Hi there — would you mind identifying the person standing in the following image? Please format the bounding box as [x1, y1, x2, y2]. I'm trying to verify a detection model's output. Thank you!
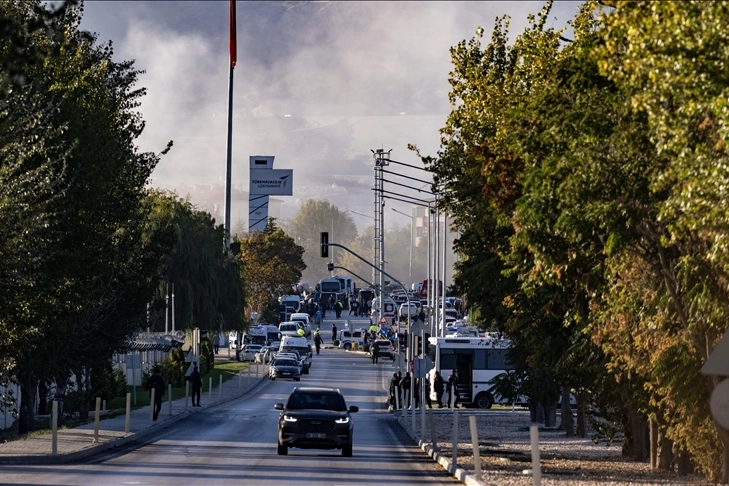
[212, 334, 220, 354]
[331, 323, 338, 343]
[146, 366, 165, 420]
[389, 372, 400, 408]
[433, 370, 444, 409]
[371, 341, 379, 364]
[190, 363, 203, 407]
[400, 372, 412, 408]
[314, 331, 323, 355]
[447, 369, 460, 408]
[423, 374, 433, 408]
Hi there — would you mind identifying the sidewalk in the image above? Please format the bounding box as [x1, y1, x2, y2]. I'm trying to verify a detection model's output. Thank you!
[0, 356, 268, 465]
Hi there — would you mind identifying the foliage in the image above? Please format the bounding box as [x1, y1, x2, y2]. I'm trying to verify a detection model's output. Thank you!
[288, 199, 357, 285]
[161, 348, 186, 388]
[239, 218, 306, 317]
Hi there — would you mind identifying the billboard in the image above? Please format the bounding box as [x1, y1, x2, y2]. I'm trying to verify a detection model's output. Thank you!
[250, 169, 293, 195]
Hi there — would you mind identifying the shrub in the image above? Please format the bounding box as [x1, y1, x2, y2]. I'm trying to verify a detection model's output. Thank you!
[333, 339, 340, 347]
[363, 344, 370, 353]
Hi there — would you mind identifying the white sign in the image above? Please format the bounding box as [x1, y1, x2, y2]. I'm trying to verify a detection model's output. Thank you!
[710, 379, 729, 429]
[250, 169, 293, 195]
[702, 329, 729, 376]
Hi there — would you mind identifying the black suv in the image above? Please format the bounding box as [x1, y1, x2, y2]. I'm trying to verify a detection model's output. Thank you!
[274, 387, 358, 456]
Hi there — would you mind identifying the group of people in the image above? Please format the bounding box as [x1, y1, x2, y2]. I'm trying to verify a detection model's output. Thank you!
[146, 363, 205, 421]
[388, 369, 461, 410]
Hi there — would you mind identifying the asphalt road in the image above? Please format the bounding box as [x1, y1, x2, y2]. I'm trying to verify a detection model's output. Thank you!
[2, 316, 459, 486]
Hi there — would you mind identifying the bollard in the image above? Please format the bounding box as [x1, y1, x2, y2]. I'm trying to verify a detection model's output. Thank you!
[185, 382, 189, 410]
[427, 407, 438, 451]
[238, 369, 241, 389]
[208, 376, 213, 403]
[248, 362, 251, 387]
[150, 388, 156, 422]
[256, 362, 259, 378]
[51, 400, 58, 455]
[421, 384, 426, 440]
[530, 425, 541, 485]
[410, 389, 415, 434]
[452, 407, 459, 464]
[469, 416, 481, 479]
[93, 397, 101, 443]
[125, 393, 131, 433]
[168, 384, 173, 416]
[102, 399, 106, 413]
[219, 375, 223, 400]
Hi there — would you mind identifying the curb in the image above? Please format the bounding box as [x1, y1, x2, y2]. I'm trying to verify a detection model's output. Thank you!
[0, 373, 269, 466]
[395, 414, 486, 486]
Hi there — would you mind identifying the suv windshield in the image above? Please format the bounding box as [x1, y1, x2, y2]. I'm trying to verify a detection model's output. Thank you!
[287, 393, 346, 411]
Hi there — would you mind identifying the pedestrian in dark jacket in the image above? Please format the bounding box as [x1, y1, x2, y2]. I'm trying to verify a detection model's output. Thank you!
[400, 372, 412, 408]
[190, 364, 203, 407]
[447, 369, 460, 408]
[146, 367, 165, 420]
[389, 372, 400, 408]
[433, 370, 444, 408]
[331, 323, 337, 343]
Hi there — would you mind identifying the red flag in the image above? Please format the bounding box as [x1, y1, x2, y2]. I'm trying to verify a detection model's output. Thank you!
[229, 0, 237, 69]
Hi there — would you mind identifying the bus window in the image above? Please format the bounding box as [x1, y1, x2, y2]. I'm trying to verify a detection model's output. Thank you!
[440, 348, 456, 370]
[427, 345, 436, 363]
[472, 349, 487, 370]
[487, 349, 511, 369]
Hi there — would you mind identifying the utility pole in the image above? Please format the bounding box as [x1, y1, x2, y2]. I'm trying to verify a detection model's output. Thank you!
[373, 149, 391, 322]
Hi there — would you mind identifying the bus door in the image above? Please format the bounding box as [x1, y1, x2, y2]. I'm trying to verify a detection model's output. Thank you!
[454, 351, 473, 404]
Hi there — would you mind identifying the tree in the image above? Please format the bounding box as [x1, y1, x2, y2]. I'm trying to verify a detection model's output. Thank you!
[288, 199, 357, 285]
[239, 219, 306, 318]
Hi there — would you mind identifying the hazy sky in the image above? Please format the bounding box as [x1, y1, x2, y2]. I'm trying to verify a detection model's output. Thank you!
[78, 1, 582, 229]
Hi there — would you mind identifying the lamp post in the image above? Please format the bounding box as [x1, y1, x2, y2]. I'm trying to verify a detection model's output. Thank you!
[391, 207, 414, 289]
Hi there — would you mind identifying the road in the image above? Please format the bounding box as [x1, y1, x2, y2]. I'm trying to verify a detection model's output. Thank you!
[3, 316, 459, 485]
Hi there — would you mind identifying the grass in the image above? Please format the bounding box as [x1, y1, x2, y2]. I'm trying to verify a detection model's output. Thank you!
[105, 360, 248, 410]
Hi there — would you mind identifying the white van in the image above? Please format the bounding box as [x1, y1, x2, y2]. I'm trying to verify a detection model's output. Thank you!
[278, 321, 300, 338]
[290, 313, 311, 336]
[279, 336, 312, 373]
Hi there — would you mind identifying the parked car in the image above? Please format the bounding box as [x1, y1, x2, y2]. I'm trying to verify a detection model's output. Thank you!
[269, 357, 301, 381]
[274, 387, 358, 456]
[255, 345, 278, 364]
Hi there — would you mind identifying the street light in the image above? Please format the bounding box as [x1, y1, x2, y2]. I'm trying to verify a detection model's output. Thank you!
[391, 207, 413, 288]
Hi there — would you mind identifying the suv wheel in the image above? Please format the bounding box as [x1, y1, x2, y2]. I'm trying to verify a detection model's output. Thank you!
[277, 442, 288, 455]
[342, 443, 352, 457]
[344, 343, 352, 350]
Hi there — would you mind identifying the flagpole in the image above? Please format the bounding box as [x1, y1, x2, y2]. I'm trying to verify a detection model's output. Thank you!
[225, 65, 234, 250]
[224, 0, 237, 251]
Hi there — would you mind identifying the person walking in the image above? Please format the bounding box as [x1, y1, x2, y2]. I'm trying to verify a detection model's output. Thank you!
[433, 370, 444, 408]
[212, 334, 220, 354]
[400, 372, 412, 408]
[371, 341, 379, 364]
[314, 330, 323, 355]
[146, 366, 165, 420]
[331, 323, 338, 343]
[389, 372, 400, 408]
[447, 369, 460, 408]
[190, 363, 203, 407]
[314, 309, 322, 328]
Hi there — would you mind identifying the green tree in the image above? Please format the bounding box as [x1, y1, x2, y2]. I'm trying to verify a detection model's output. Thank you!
[288, 199, 358, 285]
[239, 219, 306, 318]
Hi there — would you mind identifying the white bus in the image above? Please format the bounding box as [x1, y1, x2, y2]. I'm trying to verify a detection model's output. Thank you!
[426, 335, 513, 409]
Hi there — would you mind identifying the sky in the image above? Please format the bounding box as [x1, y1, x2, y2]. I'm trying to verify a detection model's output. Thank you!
[78, 0, 582, 230]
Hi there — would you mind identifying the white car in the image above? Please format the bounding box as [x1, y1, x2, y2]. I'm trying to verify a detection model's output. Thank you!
[239, 344, 263, 362]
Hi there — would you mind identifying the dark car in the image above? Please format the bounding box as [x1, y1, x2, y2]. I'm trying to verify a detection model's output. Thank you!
[274, 387, 358, 457]
[269, 357, 301, 381]
[370, 339, 395, 360]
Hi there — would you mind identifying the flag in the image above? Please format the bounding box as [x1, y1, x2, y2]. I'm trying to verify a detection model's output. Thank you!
[229, 0, 237, 69]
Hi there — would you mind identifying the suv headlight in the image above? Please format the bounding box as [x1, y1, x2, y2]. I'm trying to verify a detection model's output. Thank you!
[283, 415, 298, 422]
[335, 416, 349, 424]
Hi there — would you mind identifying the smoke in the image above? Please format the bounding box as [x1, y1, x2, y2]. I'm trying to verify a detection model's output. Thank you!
[79, 1, 581, 226]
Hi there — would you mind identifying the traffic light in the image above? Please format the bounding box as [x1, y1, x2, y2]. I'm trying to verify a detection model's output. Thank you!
[327, 262, 334, 272]
[320, 232, 329, 258]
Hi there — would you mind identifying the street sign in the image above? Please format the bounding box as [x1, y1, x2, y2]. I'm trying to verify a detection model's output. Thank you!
[379, 317, 388, 326]
[701, 330, 729, 376]
[184, 349, 194, 363]
[185, 363, 195, 377]
[711, 379, 729, 429]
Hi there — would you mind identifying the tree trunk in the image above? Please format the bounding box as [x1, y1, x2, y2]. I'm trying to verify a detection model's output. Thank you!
[715, 422, 729, 483]
[677, 450, 695, 476]
[658, 428, 674, 471]
[559, 386, 575, 437]
[576, 391, 587, 438]
[542, 398, 557, 428]
[649, 417, 658, 469]
[629, 408, 649, 462]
